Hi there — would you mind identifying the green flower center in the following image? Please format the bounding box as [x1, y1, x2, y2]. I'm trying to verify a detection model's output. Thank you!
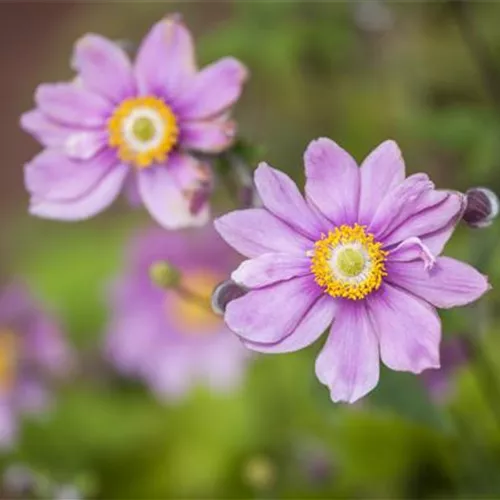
[132, 117, 156, 142]
[336, 247, 366, 277]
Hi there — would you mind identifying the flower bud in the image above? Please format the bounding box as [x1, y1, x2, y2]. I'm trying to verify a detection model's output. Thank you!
[149, 261, 180, 289]
[463, 187, 499, 228]
[211, 280, 246, 315]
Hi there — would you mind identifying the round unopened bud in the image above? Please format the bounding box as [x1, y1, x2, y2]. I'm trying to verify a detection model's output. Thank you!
[211, 280, 246, 315]
[463, 187, 499, 228]
[149, 261, 180, 289]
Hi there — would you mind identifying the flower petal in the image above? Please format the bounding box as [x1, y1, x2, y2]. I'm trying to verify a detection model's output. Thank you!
[35, 83, 110, 127]
[225, 275, 321, 344]
[315, 300, 379, 403]
[181, 118, 236, 153]
[29, 163, 128, 221]
[304, 138, 360, 226]
[383, 191, 465, 249]
[368, 283, 441, 373]
[387, 257, 489, 309]
[367, 173, 434, 241]
[388, 237, 436, 270]
[175, 57, 248, 120]
[231, 253, 311, 288]
[20, 109, 75, 148]
[358, 140, 405, 225]
[137, 153, 211, 229]
[215, 209, 313, 258]
[72, 34, 135, 103]
[64, 130, 108, 160]
[134, 15, 196, 98]
[242, 294, 336, 353]
[254, 163, 328, 240]
[24, 149, 116, 201]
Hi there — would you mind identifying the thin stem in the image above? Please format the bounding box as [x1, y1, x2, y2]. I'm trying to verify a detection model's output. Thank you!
[174, 284, 214, 314]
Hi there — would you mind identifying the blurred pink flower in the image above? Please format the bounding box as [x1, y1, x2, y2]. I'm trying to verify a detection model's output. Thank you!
[21, 14, 248, 229]
[105, 227, 249, 400]
[215, 138, 490, 403]
[0, 283, 72, 448]
[420, 337, 470, 402]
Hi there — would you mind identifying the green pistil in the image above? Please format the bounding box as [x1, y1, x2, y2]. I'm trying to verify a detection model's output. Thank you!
[336, 248, 365, 277]
[132, 117, 156, 142]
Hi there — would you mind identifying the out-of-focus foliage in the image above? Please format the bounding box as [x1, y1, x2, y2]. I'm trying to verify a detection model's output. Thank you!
[2, 1, 500, 498]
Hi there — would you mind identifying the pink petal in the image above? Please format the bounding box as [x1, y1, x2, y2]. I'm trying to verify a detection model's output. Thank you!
[197, 334, 248, 392]
[29, 163, 128, 221]
[387, 257, 490, 309]
[254, 163, 329, 240]
[242, 294, 336, 354]
[315, 301, 379, 403]
[24, 149, 116, 201]
[358, 140, 405, 225]
[181, 118, 236, 153]
[64, 130, 108, 160]
[175, 57, 248, 120]
[215, 209, 313, 258]
[368, 283, 441, 374]
[388, 237, 436, 270]
[72, 34, 135, 103]
[231, 253, 311, 288]
[137, 153, 211, 229]
[304, 138, 360, 226]
[20, 109, 75, 148]
[134, 15, 196, 98]
[147, 349, 195, 401]
[0, 406, 16, 448]
[123, 172, 142, 207]
[225, 275, 321, 343]
[35, 83, 110, 127]
[383, 191, 465, 249]
[367, 173, 435, 241]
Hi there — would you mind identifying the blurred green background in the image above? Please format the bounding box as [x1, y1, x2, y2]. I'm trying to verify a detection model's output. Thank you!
[2, 1, 500, 498]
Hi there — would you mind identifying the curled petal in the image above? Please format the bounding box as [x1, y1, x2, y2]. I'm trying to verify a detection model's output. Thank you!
[64, 131, 108, 160]
[388, 237, 436, 270]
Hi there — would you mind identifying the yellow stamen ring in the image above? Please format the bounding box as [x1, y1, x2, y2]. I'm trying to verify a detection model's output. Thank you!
[108, 96, 179, 169]
[310, 224, 388, 300]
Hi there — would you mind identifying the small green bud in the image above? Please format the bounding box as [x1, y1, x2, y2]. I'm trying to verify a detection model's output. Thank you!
[149, 261, 181, 289]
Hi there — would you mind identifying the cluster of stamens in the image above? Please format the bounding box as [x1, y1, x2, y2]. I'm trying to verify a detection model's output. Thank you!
[310, 224, 388, 300]
[108, 96, 179, 169]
